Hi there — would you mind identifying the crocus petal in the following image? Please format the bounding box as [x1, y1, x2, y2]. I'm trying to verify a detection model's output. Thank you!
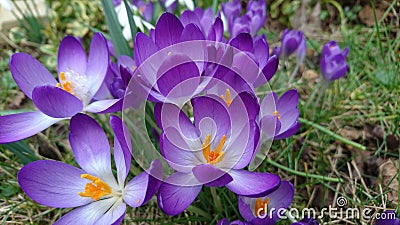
[54, 197, 126, 225]
[225, 170, 280, 197]
[180, 23, 205, 41]
[58, 36, 87, 76]
[85, 33, 109, 97]
[275, 121, 300, 140]
[278, 109, 299, 134]
[180, 10, 201, 28]
[192, 96, 231, 142]
[157, 172, 202, 216]
[0, 111, 62, 143]
[160, 128, 202, 173]
[230, 33, 254, 52]
[260, 56, 278, 83]
[9, 53, 57, 99]
[134, 32, 158, 66]
[375, 210, 399, 225]
[69, 114, 111, 176]
[110, 115, 132, 184]
[277, 90, 298, 115]
[155, 12, 184, 49]
[85, 99, 123, 113]
[260, 92, 278, 116]
[17, 160, 91, 208]
[32, 85, 83, 118]
[123, 160, 162, 207]
[192, 164, 233, 187]
[157, 54, 200, 100]
[260, 115, 281, 139]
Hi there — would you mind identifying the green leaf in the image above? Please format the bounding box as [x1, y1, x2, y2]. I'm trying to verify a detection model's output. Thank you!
[4, 141, 39, 165]
[101, 0, 132, 57]
[123, 0, 137, 43]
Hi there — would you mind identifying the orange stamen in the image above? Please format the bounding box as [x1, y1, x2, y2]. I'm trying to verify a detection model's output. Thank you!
[254, 198, 269, 217]
[273, 110, 281, 120]
[202, 134, 226, 164]
[78, 174, 112, 201]
[220, 89, 232, 106]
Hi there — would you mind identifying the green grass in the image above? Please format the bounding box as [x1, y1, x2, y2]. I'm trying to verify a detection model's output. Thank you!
[0, 1, 399, 224]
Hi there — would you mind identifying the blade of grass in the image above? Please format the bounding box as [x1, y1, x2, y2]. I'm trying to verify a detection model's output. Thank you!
[123, 0, 137, 42]
[101, 0, 131, 57]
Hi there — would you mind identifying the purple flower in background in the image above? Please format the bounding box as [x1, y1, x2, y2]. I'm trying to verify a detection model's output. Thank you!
[180, 8, 224, 41]
[259, 90, 300, 140]
[320, 41, 349, 81]
[375, 210, 399, 225]
[238, 180, 294, 225]
[291, 217, 320, 225]
[0, 33, 125, 144]
[134, 0, 154, 22]
[278, 29, 305, 59]
[155, 94, 280, 215]
[99, 55, 136, 100]
[218, 219, 252, 225]
[222, 0, 266, 37]
[18, 114, 162, 225]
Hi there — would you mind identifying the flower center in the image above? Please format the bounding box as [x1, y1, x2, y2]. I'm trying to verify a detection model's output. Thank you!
[139, 6, 145, 13]
[220, 89, 232, 106]
[202, 134, 226, 164]
[273, 110, 281, 120]
[254, 197, 269, 217]
[56, 70, 91, 106]
[78, 174, 112, 201]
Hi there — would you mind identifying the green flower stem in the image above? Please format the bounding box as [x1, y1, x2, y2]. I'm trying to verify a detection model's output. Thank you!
[298, 117, 366, 151]
[266, 158, 343, 183]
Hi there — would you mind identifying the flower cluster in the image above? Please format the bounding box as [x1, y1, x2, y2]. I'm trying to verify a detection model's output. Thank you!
[0, 0, 353, 224]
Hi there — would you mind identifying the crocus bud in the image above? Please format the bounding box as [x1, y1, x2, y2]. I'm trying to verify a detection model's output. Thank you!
[320, 41, 349, 81]
[280, 29, 305, 59]
[221, 0, 242, 21]
[296, 37, 307, 65]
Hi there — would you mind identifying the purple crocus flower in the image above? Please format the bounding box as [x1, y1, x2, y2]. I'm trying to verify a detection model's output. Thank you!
[259, 90, 300, 140]
[218, 219, 252, 225]
[222, 0, 266, 37]
[375, 211, 399, 225]
[102, 55, 135, 99]
[180, 8, 224, 41]
[134, 0, 154, 22]
[279, 29, 305, 59]
[155, 93, 280, 215]
[320, 41, 349, 81]
[291, 217, 320, 225]
[17, 114, 162, 224]
[0, 33, 124, 144]
[238, 180, 294, 225]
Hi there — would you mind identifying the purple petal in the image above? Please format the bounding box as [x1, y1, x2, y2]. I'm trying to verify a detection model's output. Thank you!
[180, 10, 201, 28]
[155, 12, 184, 49]
[275, 121, 300, 140]
[266, 180, 294, 209]
[17, 160, 90, 208]
[157, 172, 202, 216]
[180, 23, 205, 41]
[154, 103, 199, 140]
[85, 33, 109, 97]
[253, 38, 269, 67]
[160, 128, 201, 173]
[375, 210, 399, 225]
[32, 85, 83, 118]
[260, 92, 278, 116]
[10, 53, 57, 99]
[157, 54, 200, 100]
[0, 111, 61, 143]
[134, 32, 158, 66]
[192, 164, 233, 187]
[192, 96, 231, 142]
[57, 36, 87, 76]
[85, 99, 123, 113]
[69, 114, 111, 176]
[124, 160, 162, 207]
[278, 109, 299, 135]
[230, 33, 254, 52]
[211, 17, 223, 42]
[225, 170, 280, 197]
[110, 115, 131, 184]
[260, 55, 278, 83]
[277, 90, 298, 115]
[53, 198, 126, 225]
[260, 115, 281, 139]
